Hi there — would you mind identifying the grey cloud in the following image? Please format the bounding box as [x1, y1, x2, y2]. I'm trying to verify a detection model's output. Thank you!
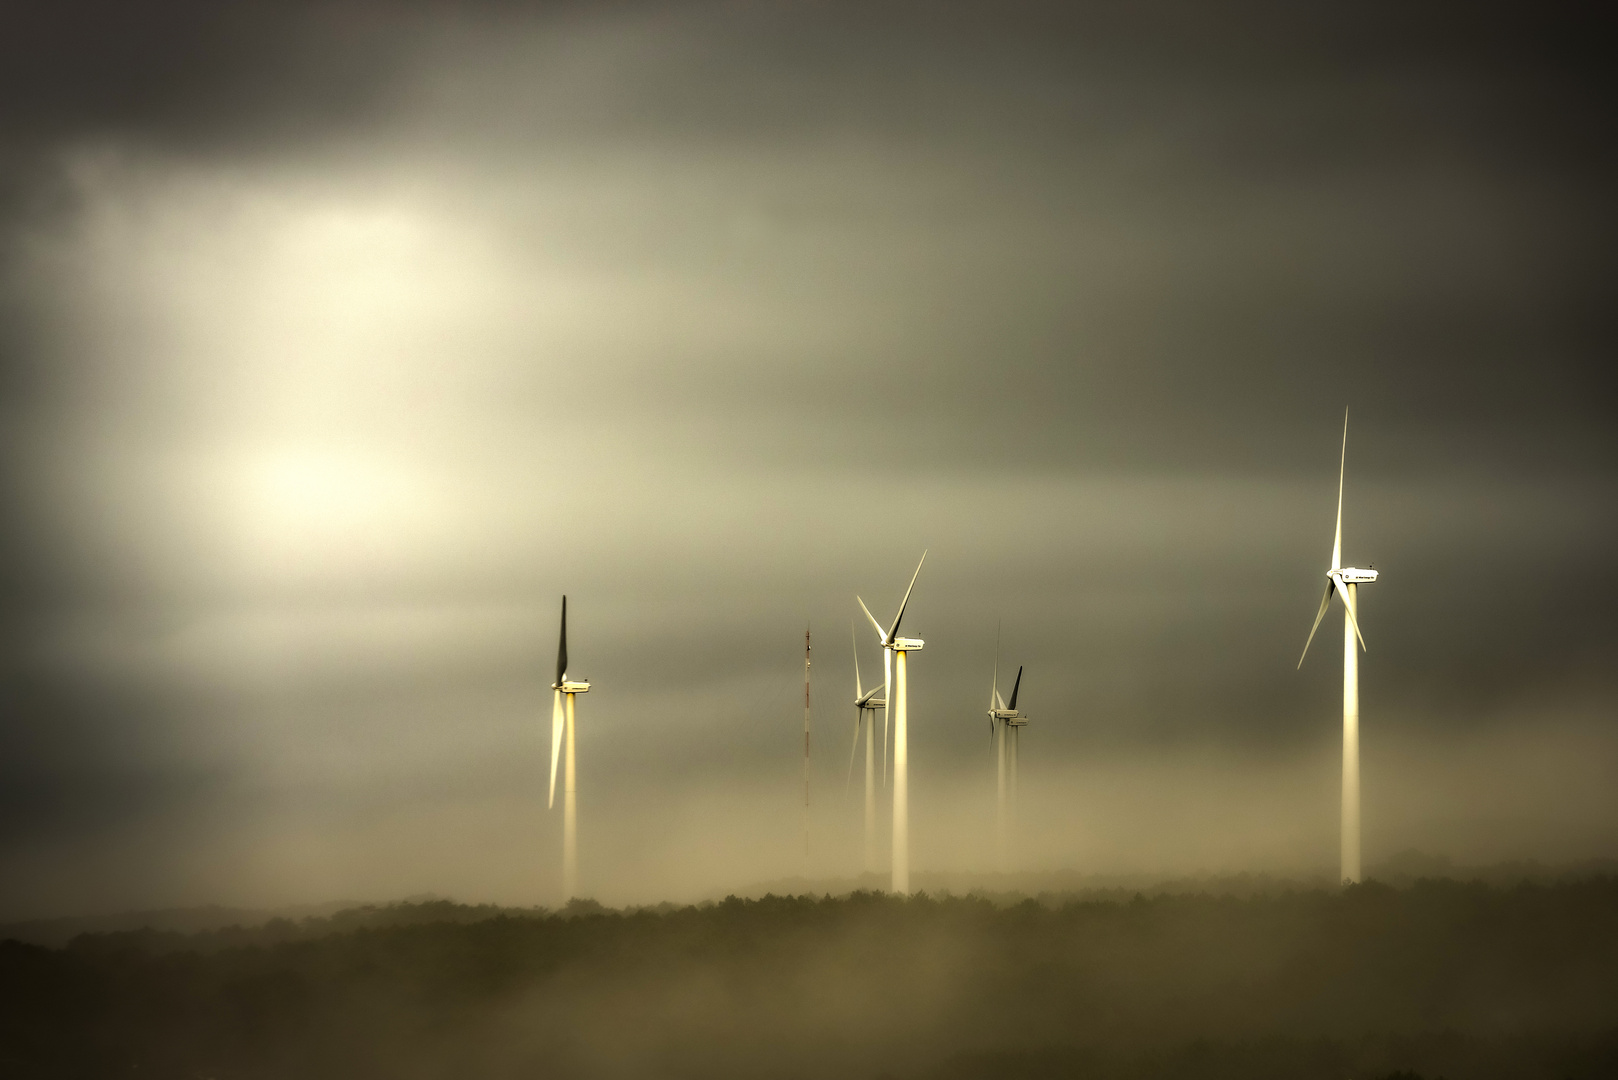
[0, 0, 1614, 917]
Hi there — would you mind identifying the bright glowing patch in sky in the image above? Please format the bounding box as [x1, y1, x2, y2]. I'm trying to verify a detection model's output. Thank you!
[226, 446, 435, 581]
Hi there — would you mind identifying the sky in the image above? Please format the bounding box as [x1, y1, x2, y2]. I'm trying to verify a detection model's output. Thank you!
[1, 0, 1614, 918]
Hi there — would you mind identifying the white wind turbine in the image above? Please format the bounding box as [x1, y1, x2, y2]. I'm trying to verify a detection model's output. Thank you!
[548, 596, 591, 901]
[1296, 410, 1378, 885]
[858, 550, 927, 895]
[985, 631, 1028, 870]
[844, 624, 886, 875]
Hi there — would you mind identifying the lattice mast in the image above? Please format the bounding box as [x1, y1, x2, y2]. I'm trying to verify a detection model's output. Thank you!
[803, 624, 812, 863]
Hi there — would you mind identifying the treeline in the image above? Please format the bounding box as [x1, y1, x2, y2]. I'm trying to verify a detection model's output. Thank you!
[11, 898, 535, 956]
[3, 880, 1617, 1079]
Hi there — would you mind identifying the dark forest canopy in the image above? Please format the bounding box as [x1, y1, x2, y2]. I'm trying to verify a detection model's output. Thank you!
[4, 879, 1618, 1079]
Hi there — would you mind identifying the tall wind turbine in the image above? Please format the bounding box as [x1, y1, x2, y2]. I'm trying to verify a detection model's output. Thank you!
[857, 550, 927, 895]
[985, 631, 1028, 870]
[845, 625, 886, 875]
[548, 596, 591, 901]
[1297, 411, 1378, 885]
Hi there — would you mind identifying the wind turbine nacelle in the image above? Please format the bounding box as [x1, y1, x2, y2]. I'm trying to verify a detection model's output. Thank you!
[990, 709, 1022, 722]
[1006, 716, 1029, 726]
[891, 637, 924, 652]
[557, 680, 591, 693]
[860, 697, 887, 709]
[1334, 567, 1378, 584]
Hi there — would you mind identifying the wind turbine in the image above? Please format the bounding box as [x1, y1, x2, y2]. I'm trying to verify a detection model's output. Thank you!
[548, 596, 591, 901]
[857, 550, 926, 895]
[844, 625, 886, 875]
[1296, 410, 1378, 885]
[985, 630, 1028, 870]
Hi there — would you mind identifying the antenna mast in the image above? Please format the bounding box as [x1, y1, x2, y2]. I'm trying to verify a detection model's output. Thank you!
[803, 623, 812, 864]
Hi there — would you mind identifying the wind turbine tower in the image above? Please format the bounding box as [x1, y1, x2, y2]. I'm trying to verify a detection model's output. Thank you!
[1297, 411, 1378, 884]
[986, 633, 1028, 870]
[548, 596, 591, 901]
[858, 551, 927, 895]
[845, 625, 886, 874]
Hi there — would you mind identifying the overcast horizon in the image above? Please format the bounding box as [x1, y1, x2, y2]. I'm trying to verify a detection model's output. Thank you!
[1, 1, 1614, 920]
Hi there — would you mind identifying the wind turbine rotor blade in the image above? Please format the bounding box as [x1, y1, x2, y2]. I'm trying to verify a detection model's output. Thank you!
[857, 596, 886, 641]
[1296, 581, 1335, 669]
[548, 690, 564, 808]
[1331, 575, 1368, 652]
[1008, 666, 1023, 711]
[852, 624, 864, 699]
[886, 550, 928, 643]
[990, 622, 1000, 710]
[556, 596, 569, 685]
[1333, 409, 1347, 570]
[846, 710, 862, 789]
[882, 646, 892, 786]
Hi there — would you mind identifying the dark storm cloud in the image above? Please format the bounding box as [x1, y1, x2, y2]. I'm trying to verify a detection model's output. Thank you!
[0, 1, 417, 145]
[5, 1, 1614, 462]
[0, 1, 1615, 915]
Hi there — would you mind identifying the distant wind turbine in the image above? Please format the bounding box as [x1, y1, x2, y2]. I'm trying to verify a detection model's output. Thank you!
[844, 624, 886, 875]
[1296, 410, 1378, 885]
[985, 628, 1028, 871]
[858, 550, 927, 895]
[548, 596, 591, 901]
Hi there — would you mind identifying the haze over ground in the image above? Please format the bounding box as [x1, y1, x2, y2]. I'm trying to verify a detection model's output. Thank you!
[1, 1, 1614, 919]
